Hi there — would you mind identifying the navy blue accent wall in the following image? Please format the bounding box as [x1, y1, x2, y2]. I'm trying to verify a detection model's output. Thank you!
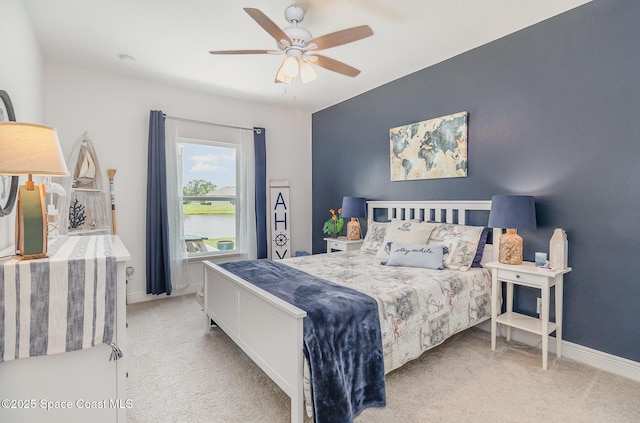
[312, 0, 640, 362]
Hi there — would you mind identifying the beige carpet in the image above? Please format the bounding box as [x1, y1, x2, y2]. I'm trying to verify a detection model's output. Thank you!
[126, 294, 640, 423]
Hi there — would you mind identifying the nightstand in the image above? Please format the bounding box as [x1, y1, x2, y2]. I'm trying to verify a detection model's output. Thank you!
[485, 261, 572, 370]
[324, 237, 363, 254]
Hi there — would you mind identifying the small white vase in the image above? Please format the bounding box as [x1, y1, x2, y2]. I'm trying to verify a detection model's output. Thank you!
[549, 228, 568, 269]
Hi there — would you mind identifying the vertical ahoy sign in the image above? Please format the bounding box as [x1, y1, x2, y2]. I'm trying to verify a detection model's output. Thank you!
[270, 179, 291, 260]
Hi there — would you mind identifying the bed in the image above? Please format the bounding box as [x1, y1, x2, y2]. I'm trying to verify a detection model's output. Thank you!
[203, 200, 499, 423]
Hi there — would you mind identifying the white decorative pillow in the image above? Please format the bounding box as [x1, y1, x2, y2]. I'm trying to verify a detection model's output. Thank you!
[360, 221, 390, 255]
[426, 223, 485, 271]
[375, 220, 436, 260]
[385, 243, 446, 269]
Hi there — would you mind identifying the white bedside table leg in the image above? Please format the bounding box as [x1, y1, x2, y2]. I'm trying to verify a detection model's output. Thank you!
[506, 282, 514, 342]
[491, 273, 498, 351]
[556, 277, 564, 358]
[541, 283, 550, 370]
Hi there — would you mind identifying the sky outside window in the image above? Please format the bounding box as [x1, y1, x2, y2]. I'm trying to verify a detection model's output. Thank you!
[181, 142, 236, 189]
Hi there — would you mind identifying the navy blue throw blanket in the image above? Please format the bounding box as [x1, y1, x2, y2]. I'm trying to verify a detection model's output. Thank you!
[219, 259, 386, 423]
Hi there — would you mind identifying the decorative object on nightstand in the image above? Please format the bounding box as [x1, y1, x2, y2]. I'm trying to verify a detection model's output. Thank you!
[488, 195, 537, 265]
[549, 228, 568, 269]
[322, 207, 344, 238]
[0, 122, 69, 259]
[341, 196, 366, 240]
[534, 251, 549, 268]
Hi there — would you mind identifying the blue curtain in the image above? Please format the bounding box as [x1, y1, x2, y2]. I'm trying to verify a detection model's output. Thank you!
[254, 127, 267, 259]
[146, 110, 172, 295]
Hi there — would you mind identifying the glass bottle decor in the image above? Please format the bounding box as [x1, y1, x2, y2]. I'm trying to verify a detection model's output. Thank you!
[498, 228, 523, 265]
[549, 228, 568, 269]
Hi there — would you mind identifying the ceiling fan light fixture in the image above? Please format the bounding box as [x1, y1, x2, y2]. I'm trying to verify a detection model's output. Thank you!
[275, 65, 293, 84]
[300, 61, 317, 84]
[282, 55, 300, 78]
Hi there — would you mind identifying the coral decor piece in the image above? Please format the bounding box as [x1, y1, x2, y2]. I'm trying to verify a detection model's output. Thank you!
[69, 198, 86, 229]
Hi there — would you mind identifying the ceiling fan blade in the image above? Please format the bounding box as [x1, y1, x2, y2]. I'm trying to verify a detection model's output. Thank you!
[209, 49, 271, 55]
[311, 54, 361, 77]
[308, 25, 373, 50]
[243, 8, 292, 45]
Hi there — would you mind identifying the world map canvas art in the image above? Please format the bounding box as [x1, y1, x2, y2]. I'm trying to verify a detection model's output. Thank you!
[390, 111, 468, 181]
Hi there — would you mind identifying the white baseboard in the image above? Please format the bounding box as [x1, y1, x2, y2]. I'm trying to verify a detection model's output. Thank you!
[477, 321, 640, 383]
[126, 283, 201, 304]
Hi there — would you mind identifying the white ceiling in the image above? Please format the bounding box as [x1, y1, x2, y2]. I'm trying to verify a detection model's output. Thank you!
[24, 0, 590, 113]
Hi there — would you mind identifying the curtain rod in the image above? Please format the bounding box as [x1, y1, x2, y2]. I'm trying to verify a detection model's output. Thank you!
[164, 114, 255, 132]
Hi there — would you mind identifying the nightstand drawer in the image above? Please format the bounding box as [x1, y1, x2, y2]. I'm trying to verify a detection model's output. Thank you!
[498, 269, 543, 285]
[324, 237, 363, 253]
[328, 241, 343, 250]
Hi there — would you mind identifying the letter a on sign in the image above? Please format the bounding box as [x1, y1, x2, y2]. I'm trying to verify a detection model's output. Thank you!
[270, 179, 290, 260]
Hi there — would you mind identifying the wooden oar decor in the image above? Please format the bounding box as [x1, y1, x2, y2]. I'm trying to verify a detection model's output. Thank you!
[107, 168, 117, 234]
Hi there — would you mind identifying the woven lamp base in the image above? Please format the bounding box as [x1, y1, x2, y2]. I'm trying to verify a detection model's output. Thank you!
[498, 229, 523, 265]
[346, 218, 361, 240]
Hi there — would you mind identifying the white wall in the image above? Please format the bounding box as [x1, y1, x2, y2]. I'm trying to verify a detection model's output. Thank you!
[43, 62, 312, 301]
[0, 0, 44, 250]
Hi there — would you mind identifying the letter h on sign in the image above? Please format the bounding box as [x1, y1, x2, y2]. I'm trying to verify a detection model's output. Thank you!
[274, 192, 287, 231]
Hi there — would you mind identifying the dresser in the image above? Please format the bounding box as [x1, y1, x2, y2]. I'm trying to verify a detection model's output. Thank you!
[0, 235, 130, 423]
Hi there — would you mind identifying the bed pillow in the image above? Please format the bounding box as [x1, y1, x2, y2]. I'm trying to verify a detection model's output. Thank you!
[360, 221, 390, 255]
[375, 220, 436, 260]
[384, 243, 446, 269]
[426, 223, 485, 271]
[471, 227, 489, 268]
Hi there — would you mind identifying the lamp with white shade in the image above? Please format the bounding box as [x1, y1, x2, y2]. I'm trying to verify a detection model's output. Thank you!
[488, 195, 537, 265]
[0, 122, 69, 259]
[341, 196, 366, 240]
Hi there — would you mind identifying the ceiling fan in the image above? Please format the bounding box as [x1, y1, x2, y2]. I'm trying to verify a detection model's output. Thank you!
[209, 5, 373, 84]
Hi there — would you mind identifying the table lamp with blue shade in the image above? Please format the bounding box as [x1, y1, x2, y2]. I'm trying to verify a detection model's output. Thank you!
[0, 122, 69, 259]
[341, 196, 366, 240]
[488, 195, 537, 265]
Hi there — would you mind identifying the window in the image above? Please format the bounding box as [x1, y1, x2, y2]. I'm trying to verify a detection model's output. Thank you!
[166, 118, 256, 262]
[178, 139, 239, 256]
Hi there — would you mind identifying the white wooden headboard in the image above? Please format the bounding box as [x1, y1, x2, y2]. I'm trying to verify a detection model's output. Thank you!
[366, 200, 499, 263]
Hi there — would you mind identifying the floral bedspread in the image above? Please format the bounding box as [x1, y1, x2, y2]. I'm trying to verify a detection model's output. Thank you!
[283, 250, 493, 373]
